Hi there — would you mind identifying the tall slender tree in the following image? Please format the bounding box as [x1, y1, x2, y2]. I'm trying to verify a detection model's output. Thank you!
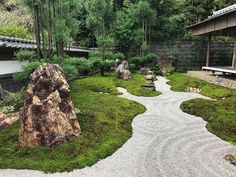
[24, 0, 80, 60]
[86, 0, 114, 76]
[135, 1, 155, 55]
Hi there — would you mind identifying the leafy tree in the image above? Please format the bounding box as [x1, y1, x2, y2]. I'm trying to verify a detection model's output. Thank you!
[184, 0, 235, 25]
[85, 0, 114, 76]
[184, 0, 215, 24]
[114, 4, 141, 57]
[135, 0, 155, 53]
[74, 0, 95, 47]
[14, 49, 36, 62]
[24, 0, 80, 60]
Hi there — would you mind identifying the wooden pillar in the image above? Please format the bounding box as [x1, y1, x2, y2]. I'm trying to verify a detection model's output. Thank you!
[232, 36, 236, 68]
[206, 33, 211, 67]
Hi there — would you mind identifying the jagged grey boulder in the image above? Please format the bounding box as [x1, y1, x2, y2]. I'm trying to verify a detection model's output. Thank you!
[140, 67, 151, 75]
[115, 61, 132, 80]
[18, 64, 81, 147]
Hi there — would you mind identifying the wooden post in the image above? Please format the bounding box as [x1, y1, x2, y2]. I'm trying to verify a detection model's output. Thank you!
[206, 33, 211, 67]
[232, 36, 236, 68]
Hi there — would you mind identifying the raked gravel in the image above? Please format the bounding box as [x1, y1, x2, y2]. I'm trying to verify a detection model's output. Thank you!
[1, 76, 236, 177]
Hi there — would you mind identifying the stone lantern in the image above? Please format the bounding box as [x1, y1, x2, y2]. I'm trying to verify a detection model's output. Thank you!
[144, 71, 156, 91]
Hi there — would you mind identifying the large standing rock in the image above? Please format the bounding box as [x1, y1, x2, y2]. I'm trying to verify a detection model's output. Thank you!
[115, 61, 132, 80]
[18, 64, 81, 147]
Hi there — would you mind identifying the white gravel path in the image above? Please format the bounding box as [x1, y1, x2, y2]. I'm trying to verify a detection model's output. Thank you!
[1, 76, 236, 177]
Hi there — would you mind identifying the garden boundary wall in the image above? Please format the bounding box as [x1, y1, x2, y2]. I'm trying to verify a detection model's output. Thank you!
[149, 41, 234, 71]
[0, 75, 22, 92]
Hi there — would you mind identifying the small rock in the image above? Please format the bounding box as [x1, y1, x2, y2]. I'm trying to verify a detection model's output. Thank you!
[224, 154, 236, 166]
[115, 61, 132, 80]
[0, 112, 19, 130]
[139, 67, 151, 75]
[186, 86, 202, 93]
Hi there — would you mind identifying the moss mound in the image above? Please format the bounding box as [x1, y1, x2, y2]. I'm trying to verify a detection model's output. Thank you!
[0, 74, 146, 172]
[168, 73, 236, 145]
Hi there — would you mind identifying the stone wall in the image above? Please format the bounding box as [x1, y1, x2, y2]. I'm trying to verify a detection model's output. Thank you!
[0, 75, 21, 92]
[149, 41, 234, 71]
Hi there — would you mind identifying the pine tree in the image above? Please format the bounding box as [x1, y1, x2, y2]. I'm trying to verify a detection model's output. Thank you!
[24, 0, 80, 60]
[86, 0, 114, 76]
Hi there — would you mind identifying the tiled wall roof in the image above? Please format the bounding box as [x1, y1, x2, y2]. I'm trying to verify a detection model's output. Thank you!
[0, 36, 89, 53]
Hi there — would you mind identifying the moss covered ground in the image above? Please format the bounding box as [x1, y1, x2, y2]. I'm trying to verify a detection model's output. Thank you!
[168, 73, 236, 144]
[0, 73, 151, 172]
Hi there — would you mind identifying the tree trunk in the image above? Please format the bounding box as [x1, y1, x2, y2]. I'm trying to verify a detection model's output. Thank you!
[0, 83, 5, 100]
[145, 21, 147, 43]
[100, 66, 105, 76]
[148, 22, 151, 52]
[52, 3, 59, 56]
[58, 1, 64, 59]
[47, 0, 53, 61]
[59, 42, 64, 59]
[34, 4, 42, 60]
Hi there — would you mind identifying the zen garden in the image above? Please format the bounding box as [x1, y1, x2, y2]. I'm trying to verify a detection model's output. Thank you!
[1, 0, 236, 177]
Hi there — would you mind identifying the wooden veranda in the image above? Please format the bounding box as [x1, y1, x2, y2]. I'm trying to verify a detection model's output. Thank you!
[188, 4, 236, 74]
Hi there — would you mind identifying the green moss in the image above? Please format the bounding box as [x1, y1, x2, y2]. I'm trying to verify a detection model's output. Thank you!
[167, 73, 236, 99]
[113, 72, 160, 97]
[0, 75, 146, 172]
[71, 72, 160, 97]
[181, 98, 236, 144]
[168, 73, 236, 145]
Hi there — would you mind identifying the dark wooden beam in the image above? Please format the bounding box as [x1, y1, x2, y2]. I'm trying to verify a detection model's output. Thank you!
[206, 33, 212, 67]
[189, 10, 236, 36]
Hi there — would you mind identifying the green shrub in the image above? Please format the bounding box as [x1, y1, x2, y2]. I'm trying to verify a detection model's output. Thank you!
[89, 51, 100, 58]
[129, 56, 142, 68]
[151, 65, 162, 75]
[129, 63, 137, 70]
[88, 52, 117, 73]
[144, 53, 157, 63]
[113, 52, 125, 61]
[51, 55, 64, 64]
[104, 51, 114, 60]
[0, 89, 24, 112]
[60, 64, 78, 80]
[104, 60, 116, 71]
[0, 25, 28, 38]
[0, 105, 15, 114]
[13, 61, 44, 84]
[162, 67, 175, 76]
[129, 54, 157, 68]
[90, 58, 102, 68]
[63, 57, 82, 66]
[14, 49, 36, 62]
[52, 57, 95, 78]
[76, 59, 94, 74]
